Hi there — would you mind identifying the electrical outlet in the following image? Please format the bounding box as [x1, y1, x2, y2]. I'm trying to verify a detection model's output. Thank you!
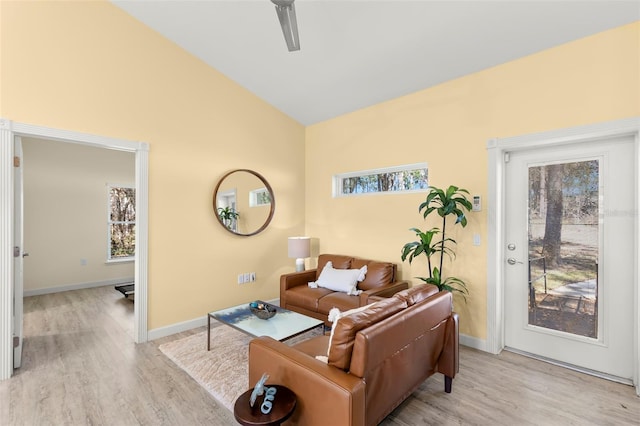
[244, 272, 251, 283]
[250, 272, 256, 282]
[80, 258, 87, 266]
[238, 274, 244, 284]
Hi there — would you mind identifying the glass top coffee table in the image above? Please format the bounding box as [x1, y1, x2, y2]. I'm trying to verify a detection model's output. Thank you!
[207, 301, 324, 351]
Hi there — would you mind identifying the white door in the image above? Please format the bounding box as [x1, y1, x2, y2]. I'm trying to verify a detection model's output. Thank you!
[13, 136, 24, 369]
[504, 136, 635, 381]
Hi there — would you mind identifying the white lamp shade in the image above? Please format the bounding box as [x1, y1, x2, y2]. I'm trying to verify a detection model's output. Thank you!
[288, 237, 310, 259]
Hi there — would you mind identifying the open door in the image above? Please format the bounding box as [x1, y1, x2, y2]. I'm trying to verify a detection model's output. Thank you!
[13, 136, 24, 369]
[1, 120, 149, 380]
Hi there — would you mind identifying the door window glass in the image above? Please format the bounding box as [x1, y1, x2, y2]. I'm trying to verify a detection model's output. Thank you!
[528, 160, 599, 338]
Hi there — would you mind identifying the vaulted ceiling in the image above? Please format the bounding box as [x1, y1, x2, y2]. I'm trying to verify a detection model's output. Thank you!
[113, 1, 640, 125]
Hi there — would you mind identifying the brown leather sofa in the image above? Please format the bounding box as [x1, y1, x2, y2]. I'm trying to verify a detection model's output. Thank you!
[249, 284, 459, 426]
[280, 254, 409, 325]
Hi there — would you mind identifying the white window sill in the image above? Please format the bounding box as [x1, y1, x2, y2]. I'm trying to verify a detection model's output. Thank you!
[106, 257, 134, 264]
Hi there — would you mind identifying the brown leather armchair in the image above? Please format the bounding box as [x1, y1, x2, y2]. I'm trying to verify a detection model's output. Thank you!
[250, 285, 459, 426]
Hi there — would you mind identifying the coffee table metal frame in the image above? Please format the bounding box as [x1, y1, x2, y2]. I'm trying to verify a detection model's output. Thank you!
[207, 301, 324, 350]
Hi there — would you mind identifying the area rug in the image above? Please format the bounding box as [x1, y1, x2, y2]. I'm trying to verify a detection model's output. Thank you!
[158, 326, 323, 412]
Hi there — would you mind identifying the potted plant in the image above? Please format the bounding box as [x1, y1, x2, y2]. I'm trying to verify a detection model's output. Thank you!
[401, 185, 472, 299]
[218, 206, 239, 229]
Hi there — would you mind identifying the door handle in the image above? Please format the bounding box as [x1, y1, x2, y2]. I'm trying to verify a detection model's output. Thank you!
[13, 247, 29, 258]
[507, 257, 523, 265]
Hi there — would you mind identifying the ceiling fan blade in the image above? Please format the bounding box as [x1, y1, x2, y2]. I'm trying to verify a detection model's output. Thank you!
[272, 0, 300, 51]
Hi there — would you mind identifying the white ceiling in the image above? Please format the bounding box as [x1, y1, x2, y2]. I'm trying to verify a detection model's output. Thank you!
[112, 1, 640, 125]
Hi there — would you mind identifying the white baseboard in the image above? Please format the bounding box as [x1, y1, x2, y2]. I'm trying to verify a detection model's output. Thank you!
[460, 333, 487, 352]
[148, 300, 491, 355]
[24, 277, 134, 297]
[148, 298, 281, 341]
[148, 316, 208, 341]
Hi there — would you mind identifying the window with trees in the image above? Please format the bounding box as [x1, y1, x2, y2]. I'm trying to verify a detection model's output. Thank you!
[108, 185, 135, 261]
[333, 163, 428, 197]
[249, 187, 271, 207]
[527, 159, 599, 338]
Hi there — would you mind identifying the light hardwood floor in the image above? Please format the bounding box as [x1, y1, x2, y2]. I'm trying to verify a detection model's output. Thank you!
[1, 286, 638, 425]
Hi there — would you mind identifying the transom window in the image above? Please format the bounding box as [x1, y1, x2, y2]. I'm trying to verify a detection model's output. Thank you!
[108, 185, 135, 261]
[250, 187, 271, 207]
[333, 163, 428, 197]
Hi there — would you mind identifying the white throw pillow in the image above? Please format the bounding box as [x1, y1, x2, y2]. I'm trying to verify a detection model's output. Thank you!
[313, 261, 367, 295]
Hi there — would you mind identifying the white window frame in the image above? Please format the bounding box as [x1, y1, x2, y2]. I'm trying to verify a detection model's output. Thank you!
[332, 162, 429, 197]
[249, 187, 271, 207]
[107, 183, 135, 263]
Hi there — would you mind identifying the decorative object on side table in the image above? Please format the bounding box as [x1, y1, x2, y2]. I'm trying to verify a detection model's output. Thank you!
[250, 373, 270, 408]
[249, 373, 279, 414]
[234, 384, 296, 426]
[250, 301, 277, 320]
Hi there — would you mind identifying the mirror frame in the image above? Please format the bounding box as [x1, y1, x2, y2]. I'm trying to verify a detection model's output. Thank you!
[213, 169, 275, 236]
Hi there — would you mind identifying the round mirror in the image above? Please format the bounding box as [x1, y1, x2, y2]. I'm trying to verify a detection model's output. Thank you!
[213, 169, 275, 236]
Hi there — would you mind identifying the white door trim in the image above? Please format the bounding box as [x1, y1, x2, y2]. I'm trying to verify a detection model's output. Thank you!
[486, 117, 640, 395]
[0, 119, 149, 381]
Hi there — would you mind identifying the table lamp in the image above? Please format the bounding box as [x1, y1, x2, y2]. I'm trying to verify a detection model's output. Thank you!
[288, 237, 310, 272]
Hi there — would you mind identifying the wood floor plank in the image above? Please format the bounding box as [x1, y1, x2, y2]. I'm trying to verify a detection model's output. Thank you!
[382, 346, 639, 425]
[1, 286, 236, 425]
[1, 286, 638, 425]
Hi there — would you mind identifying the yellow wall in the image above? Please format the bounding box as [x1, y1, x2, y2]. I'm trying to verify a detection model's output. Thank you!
[2, 1, 637, 339]
[1, 1, 306, 329]
[305, 22, 639, 339]
[22, 137, 135, 292]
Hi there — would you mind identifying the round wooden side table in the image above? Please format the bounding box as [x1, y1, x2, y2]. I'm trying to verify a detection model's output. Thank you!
[233, 385, 296, 426]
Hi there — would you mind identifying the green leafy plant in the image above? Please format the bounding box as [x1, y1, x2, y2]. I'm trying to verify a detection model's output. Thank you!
[217, 206, 239, 229]
[401, 185, 472, 299]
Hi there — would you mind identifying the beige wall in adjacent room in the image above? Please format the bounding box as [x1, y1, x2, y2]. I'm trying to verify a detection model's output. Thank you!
[1, 1, 306, 330]
[305, 22, 639, 340]
[22, 137, 135, 293]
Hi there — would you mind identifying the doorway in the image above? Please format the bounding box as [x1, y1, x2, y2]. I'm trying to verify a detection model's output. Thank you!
[20, 136, 136, 336]
[486, 117, 640, 393]
[504, 136, 634, 381]
[0, 119, 149, 380]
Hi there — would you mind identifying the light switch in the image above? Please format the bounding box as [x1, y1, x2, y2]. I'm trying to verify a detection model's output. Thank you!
[473, 234, 481, 246]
